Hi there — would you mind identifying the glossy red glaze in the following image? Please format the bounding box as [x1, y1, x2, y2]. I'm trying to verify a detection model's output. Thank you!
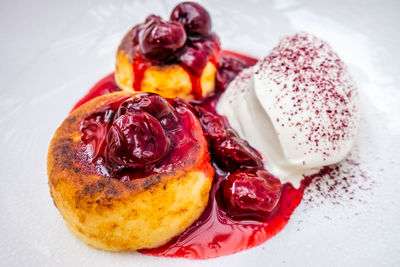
[76, 93, 201, 181]
[73, 50, 306, 260]
[132, 51, 148, 92]
[188, 73, 202, 99]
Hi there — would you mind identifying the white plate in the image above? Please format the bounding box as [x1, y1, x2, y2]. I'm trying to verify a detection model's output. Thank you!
[0, 0, 399, 266]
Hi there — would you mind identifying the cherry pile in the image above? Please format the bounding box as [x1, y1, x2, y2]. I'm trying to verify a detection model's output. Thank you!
[131, 2, 220, 76]
[193, 106, 263, 172]
[171, 98, 283, 220]
[78, 93, 199, 181]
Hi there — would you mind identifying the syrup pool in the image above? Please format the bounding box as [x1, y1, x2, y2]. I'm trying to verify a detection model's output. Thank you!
[140, 166, 304, 259]
[72, 50, 306, 259]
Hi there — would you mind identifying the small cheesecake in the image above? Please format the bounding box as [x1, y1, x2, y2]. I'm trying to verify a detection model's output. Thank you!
[47, 92, 214, 251]
[115, 9, 220, 100]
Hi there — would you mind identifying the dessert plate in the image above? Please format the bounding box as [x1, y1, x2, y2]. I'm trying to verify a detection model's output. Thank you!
[0, 0, 399, 266]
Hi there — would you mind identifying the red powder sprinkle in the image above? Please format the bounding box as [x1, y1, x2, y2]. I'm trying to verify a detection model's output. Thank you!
[301, 151, 376, 210]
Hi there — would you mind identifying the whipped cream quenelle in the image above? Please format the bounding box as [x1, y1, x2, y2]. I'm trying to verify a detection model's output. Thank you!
[217, 33, 360, 187]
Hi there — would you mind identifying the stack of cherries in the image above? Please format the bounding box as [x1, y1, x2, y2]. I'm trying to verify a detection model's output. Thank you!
[129, 1, 256, 92]
[132, 2, 220, 76]
[173, 99, 283, 220]
[79, 93, 198, 180]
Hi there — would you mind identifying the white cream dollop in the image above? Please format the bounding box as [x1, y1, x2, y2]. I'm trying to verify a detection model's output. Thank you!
[217, 33, 360, 188]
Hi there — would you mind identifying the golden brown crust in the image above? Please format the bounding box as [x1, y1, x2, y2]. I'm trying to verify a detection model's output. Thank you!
[47, 92, 214, 250]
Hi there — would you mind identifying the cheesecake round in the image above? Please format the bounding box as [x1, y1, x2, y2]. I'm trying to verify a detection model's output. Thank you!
[115, 3, 220, 100]
[47, 92, 214, 251]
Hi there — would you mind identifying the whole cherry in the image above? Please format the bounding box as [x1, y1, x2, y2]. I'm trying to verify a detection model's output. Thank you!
[139, 15, 187, 61]
[211, 130, 263, 172]
[117, 93, 173, 119]
[117, 94, 179, 131]
[80, 107, 116, 160]
[193, 106, 227, 140]
[106, 112, 169, 167]
[170, 2, 211, 36]
[221, 168, 282, 220]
